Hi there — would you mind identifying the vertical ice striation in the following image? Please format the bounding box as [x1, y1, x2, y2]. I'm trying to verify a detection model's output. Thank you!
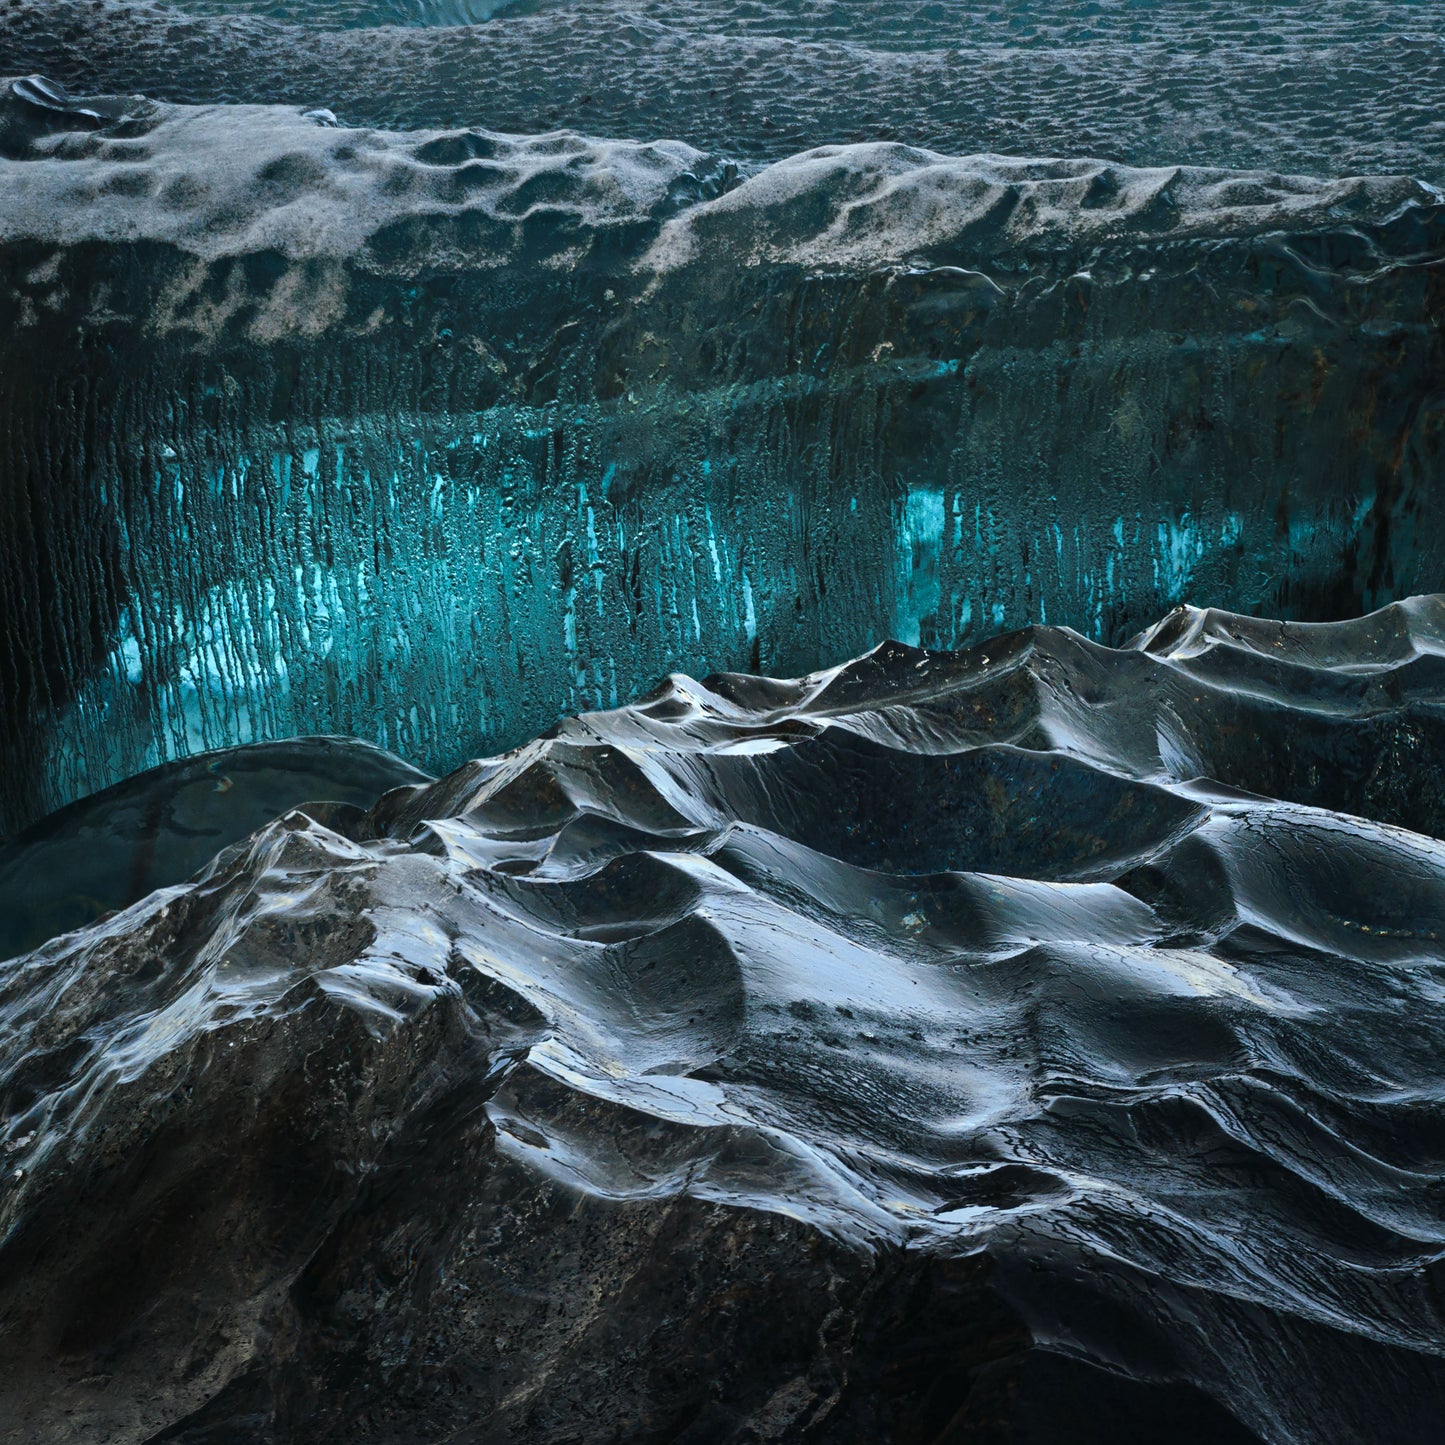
[0, 94, 1442, 832]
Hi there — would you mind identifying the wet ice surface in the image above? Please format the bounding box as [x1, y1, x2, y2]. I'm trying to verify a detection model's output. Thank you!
[0, 736, 427, 960]
[2, 0, 1445, 1438]
[3, 603, 1445, 1440]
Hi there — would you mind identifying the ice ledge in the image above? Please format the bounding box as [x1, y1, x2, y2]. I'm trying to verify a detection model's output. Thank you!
[2, 79, 1437, 277]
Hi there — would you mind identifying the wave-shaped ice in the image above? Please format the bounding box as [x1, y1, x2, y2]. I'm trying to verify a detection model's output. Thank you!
[4, 3, 1445, 1439]
[643, 144, 1440, 271]
[0, 84, 725, 269]
[4, 600, 1445, 1440]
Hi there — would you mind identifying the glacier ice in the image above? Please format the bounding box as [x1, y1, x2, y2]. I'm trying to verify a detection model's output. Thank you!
[4, 0, 1445, 1439]
[0, 84, 1441, 832]
[6, 0, 1444, 181]
[5, 604, 1445, 1440]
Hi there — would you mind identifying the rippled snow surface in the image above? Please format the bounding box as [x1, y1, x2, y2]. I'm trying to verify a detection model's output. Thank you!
[6, 0, 1444, 178]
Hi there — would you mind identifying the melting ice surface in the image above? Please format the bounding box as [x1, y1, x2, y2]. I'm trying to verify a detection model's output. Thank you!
[1, 0, 1445, 1439]
[5, 605, 1445, 1442]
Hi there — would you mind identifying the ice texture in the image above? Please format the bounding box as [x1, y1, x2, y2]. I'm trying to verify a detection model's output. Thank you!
[4, 603, 1445, 1440]
[4, 0, 1445, 1438]
[180, 0, 540, 20]
[5, 0, 1443, 181]
[0, 84, 1441, 833]
[0, 736, 427, 959]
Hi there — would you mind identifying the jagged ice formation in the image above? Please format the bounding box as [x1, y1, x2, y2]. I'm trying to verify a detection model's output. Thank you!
[4, 2, 1445, 1441]
[5, 605, 1445, 1441]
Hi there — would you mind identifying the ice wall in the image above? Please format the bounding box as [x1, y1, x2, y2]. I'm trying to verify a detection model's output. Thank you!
[0, 89, 1442, 833]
